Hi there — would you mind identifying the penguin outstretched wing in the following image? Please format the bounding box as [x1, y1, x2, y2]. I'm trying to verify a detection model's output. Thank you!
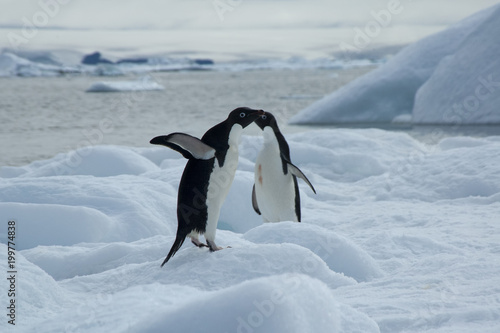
[150, 133, 216, 160]
[251, 184, 261, 215]
[281, 153, 317, 194]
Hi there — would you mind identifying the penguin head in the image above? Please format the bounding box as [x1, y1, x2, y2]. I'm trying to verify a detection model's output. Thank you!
[254, 111, 278, 130]
[228, 107, 265, 128]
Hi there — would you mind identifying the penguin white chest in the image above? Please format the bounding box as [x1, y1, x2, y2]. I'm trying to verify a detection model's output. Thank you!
[255, 129, 297, 222]
[204, 124, 242, 240]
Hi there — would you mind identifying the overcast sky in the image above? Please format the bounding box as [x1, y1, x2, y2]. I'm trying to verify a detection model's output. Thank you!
[1, 0, 498, 59]
[1, 0, 499, 30]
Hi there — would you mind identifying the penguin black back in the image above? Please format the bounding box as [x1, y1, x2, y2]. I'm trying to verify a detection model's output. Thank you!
[152, 107, 265, 266]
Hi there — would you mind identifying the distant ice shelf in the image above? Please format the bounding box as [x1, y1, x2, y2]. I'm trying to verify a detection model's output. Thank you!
[0, 49, 377, 78]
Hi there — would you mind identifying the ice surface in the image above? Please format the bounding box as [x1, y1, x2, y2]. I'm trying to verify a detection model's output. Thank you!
[0, 202, 114, 249]
[86, 76, 164, 92]
[129, 274, 378, 333]
[244, 222, 383, 282]
[0, 52, 66, 77]
[413, 5, 500, 124]
[291, 4, 500, 125]
[1, 129, 500, 332]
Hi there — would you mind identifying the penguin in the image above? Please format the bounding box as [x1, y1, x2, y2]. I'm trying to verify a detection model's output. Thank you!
[151, 107, 265, 266]
[252, 112, 316, 222]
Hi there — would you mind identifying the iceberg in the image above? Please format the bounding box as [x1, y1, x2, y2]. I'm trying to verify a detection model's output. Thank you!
[81, 51, 113, 65]
[0, 51, 81, 77]
[290, 4, 500, 125]
[86, 76, 164, 92]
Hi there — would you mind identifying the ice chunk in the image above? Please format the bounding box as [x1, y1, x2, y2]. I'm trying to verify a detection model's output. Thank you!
[86, 76, 164, 92]
[291, 4, 500, 125]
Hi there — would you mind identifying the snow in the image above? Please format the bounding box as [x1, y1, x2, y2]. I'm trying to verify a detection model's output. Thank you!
[0, 52, 66, 77]
[1, 129, 499, 332]
[86, 76, 164, 92]
[413, 6, 500, 125]
[290, 4, 500, 125]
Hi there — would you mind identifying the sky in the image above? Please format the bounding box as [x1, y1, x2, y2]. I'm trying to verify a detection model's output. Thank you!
[1, 0, 499, 60]
[1, 0, 499, 30]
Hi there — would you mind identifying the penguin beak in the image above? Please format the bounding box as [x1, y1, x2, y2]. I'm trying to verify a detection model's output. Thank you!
[239, 109, 265, 128]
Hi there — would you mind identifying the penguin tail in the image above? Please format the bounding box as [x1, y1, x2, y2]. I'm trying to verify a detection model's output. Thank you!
[161, 234, 186, 267]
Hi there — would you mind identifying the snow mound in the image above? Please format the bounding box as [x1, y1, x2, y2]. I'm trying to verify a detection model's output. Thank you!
[132, 274, 379, 333]
[2, 130, 500, 332]
[0, 245, 72, 326]
[0, 202, 114, 249]
[86, 76, 164, 92]
[21, 236, 168, 280]
[59, 242, 355, 294]
[161, 243, 356, 290]
[31, 275, 378, 333]
[244, 222, 383, 282]
[0, 175, 178, 245]
[290, 4, 500, 125]
[5, 145, 159, 177]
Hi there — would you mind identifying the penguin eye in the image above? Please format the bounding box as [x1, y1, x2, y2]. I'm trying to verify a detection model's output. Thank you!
[261, 115, 267, 120]
[239, 112, 246, 118]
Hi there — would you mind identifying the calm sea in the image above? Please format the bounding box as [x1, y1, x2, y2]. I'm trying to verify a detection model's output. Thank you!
[1, 67, 499, 167]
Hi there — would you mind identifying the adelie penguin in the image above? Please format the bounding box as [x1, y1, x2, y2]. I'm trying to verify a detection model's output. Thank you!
[151, 107, 265, 266]
[252, 112, 316, 222]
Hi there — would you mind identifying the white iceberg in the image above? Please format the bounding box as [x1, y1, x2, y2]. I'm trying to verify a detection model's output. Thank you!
[86, 76, 164, 92]
[290, 4, 500, 125]
[0, 52, 63, 77]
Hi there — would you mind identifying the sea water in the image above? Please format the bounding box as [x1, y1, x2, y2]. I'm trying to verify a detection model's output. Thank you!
[0, 67, 372, 166]
[1, 67, 499, 167]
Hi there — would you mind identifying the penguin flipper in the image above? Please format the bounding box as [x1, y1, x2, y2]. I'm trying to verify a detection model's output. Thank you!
[150, 133, 216, 160]
[161, 234, 186, 267]
[283, 156, 317, 194]
[252, 184, 261, 215]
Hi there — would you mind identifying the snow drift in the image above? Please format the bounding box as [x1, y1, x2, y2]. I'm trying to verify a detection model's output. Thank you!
[290, 4, 500, 125]
[1, 130, 500, 332]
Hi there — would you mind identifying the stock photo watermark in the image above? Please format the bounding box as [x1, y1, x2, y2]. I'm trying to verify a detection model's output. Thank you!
[236, 284, 287, 333]
[7, 0, 73, 49]
[212, 0, 243, 21]
[443, 74, 500, 125]
[339, 0, 408, 61]
[236, 237, 337, 332]
[5, 219, 18, 326]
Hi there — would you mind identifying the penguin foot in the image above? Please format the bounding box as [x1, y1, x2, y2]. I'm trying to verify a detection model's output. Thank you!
[207, 240, 224, 252]
[191, 238, 208, 248]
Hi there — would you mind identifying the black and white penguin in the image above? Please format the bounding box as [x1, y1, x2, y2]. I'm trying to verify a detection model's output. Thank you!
[252, 112, 316, 222]
[151, 107, 265, 266]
